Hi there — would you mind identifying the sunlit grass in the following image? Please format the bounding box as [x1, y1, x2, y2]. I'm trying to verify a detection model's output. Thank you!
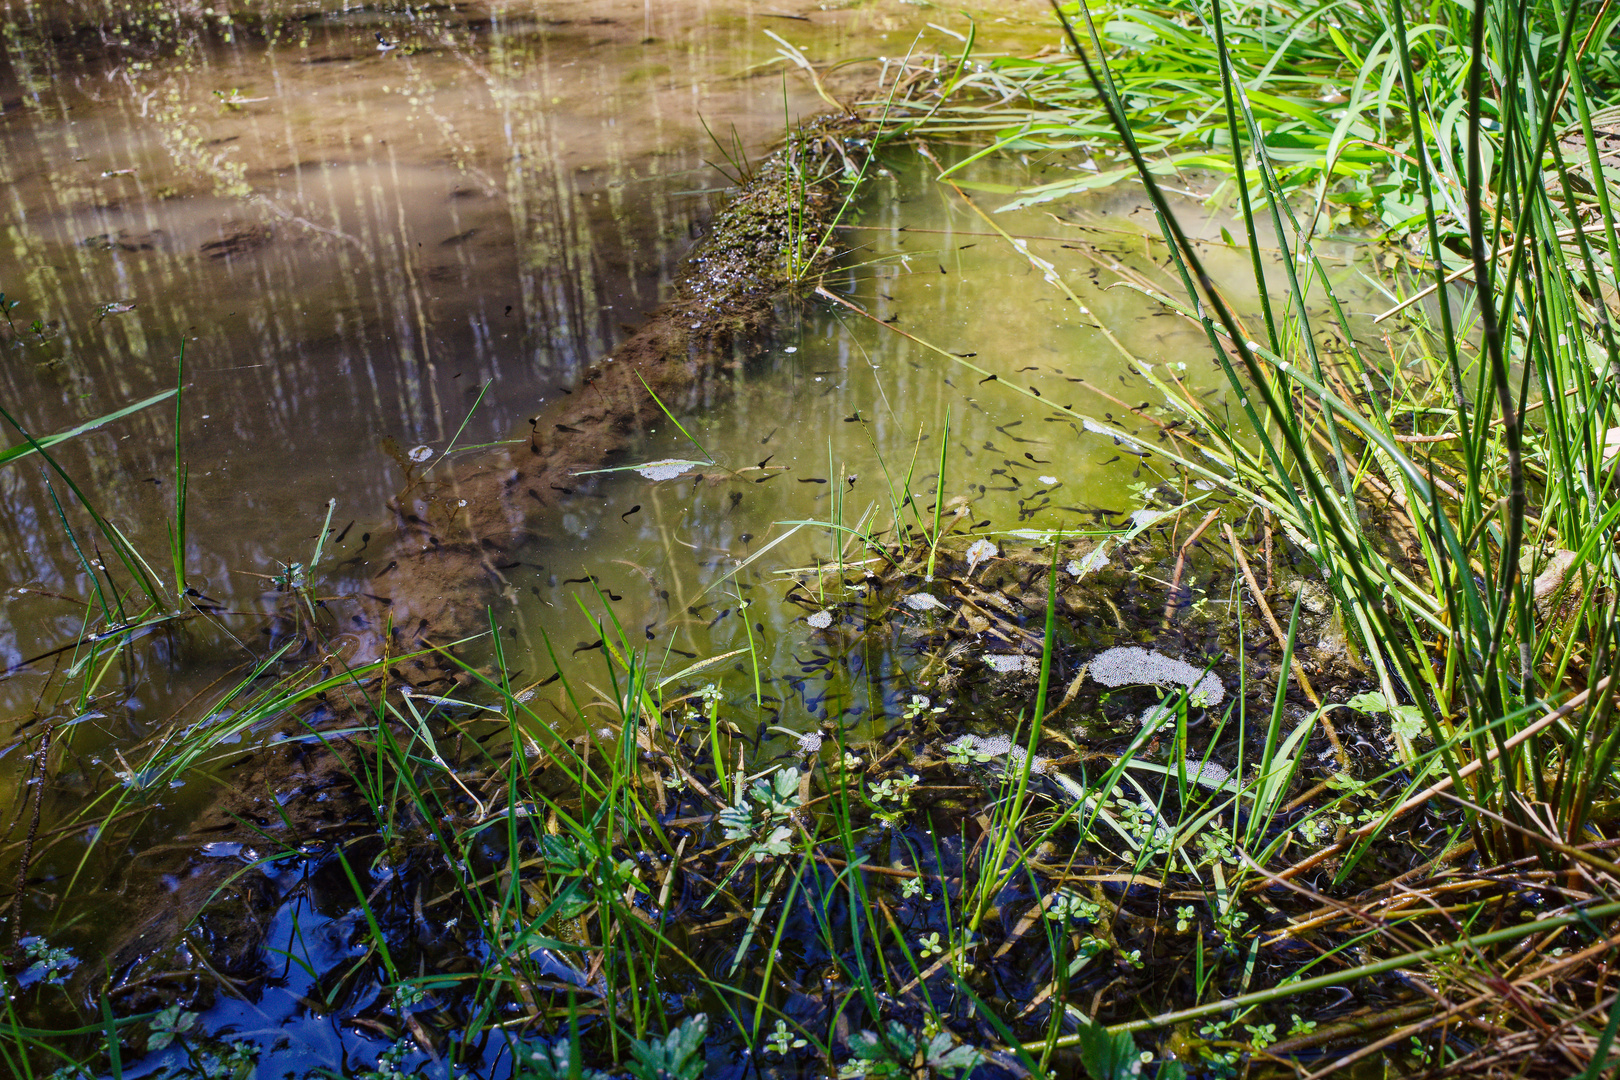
[879, 0, 1620, 1069]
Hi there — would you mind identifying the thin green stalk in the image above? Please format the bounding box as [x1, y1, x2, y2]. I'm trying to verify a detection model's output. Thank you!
[923, 405, 950, 581]
[1050, 0, 1460, 795]
[968, 545, 1058, 929]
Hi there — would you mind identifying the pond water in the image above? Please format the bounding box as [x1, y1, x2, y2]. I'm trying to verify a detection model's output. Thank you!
[488, 171, 1283, 742]
[0, 0, 1321, 753]
[0, 0, 1383, 1073]
[0, 0, 1045, 715]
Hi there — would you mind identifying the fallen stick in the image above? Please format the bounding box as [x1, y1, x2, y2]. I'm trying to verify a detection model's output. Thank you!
[1273, 676, 1610, 885]
[1161, 506, 1222, 630]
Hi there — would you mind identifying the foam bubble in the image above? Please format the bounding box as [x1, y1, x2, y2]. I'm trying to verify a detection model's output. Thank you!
[965, 538, 998, 576]
[634, 459, 693, 482]
[1068, 544, 1111, 578]
[985, 654, 1040, 675]
[1088, 646, 1224, 706]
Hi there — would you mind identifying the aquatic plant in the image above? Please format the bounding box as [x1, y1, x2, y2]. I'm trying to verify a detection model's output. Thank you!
[911, 0, 1620, 1069]
[1048, 0, 1620, 839]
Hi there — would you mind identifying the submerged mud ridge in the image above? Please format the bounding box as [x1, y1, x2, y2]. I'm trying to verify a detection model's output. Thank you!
[346, 117, 877, 684]
[92, 115, 878, 1008]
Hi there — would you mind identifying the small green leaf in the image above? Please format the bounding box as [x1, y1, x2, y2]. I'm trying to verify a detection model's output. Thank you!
[627, 1014, 709, 1080]
[1344, 690, 1389, 714]
[1346, 691, 1425, 739]
[1073, 1016, 1144, 1080]
[516, 1036, 613, 1080]
[924, 1031, 984, 1077]
[1390, 705, 1426, 742]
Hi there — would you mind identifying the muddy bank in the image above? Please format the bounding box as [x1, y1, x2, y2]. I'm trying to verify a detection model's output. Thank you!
[90, 114, 878, 1006]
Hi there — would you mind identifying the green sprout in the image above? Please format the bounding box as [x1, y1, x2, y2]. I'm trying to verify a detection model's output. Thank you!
[765, 1019, 806, 1056]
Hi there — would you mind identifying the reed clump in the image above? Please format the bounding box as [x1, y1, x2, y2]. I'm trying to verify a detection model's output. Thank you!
[883, 0, 1620, 1072]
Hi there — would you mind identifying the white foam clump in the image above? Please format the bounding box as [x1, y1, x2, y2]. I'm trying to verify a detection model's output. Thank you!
[634, 459, 694, 482]
[1180, 758, 1230, 789]
[1066, 543, 1111, 579]
[806, 610, 834, 630]
[951, 733, 1047, 775]
[1139, 702, 1177, 733]
[904, 593, 947, 612]
[1088, 646, 1224, 707]
[985, 654, 1040, 675]
[965, 538, 998, 576]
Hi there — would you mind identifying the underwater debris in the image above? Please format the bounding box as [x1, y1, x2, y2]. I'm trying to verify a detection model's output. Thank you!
[1087, 645, 1224, 706]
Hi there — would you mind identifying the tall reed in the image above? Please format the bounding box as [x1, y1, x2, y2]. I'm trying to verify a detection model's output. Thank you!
[1021, 0, 1620, 864]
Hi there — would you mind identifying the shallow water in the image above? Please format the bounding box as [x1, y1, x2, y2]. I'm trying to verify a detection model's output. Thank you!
[488, 168, 1274, 739]
[0, 0, 1334, 752]
[0, 0, 1047, 713]
[0, 1, 1387, 1071]
[478, 159, 1394, 747]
